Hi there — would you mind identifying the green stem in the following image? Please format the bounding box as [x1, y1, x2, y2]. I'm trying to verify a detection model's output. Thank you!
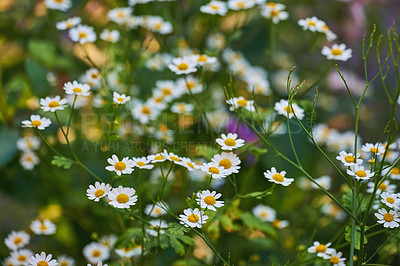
[66, 95, 77, 136]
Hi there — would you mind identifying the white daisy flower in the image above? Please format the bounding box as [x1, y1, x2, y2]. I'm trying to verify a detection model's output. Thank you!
[147, 17, 173, 34]
[200, 1, 228, 16]
[30, 219, 56, 235]
[191, 54, 218, 67]
[69, 25, 97, 44]
[144, 202, 168, 217]
[366, 180, 396, 195]
[147, 153, 167, 163]
[100, 29, 120, 43]
[321, 44, 352, 61]
[82, 68, 102, 88]
[325, 250, 346, 265]
[336, 151, 363, 167]
[298, 16, 325, 32]
[347, 165, 374, 181]
[161, 150, 181, 163]
[115, 245, 142, 259]
[264, 167, 294, 186]
[40, 96, 68, 112]
[45, 0, 71, 11]
[17, 136, 40, 151]
[83, 242, 110, 264]
[361, 143, 385, 156]
[20, 151, 40, 170]
[28, 252, 58, 266]
[226, 96, 255, 112]
[380, 192, 400, 208]
[57, 255, 74, 266]
[200, 162, 229, 179]
[56, 17, 81, 30]
[105, 154, 134, 176]
[196, 190, 224, 211]
[168, 57, 197, 75]
[176, 157, 200, 171]
[383, 166, 400, 180]
[108, 7, 133, 24]
[261, 4, 289, 24]
[131, 100, 161, 124]
[177, 76, 203, 94]
[171, 102, 194, 115]
[108, 186, 138, 209]
[4, 230, 30, 250]
[113, 92, 131, 105]
[272, 219, 290, 229]
[86, 182, 112, 202]
[179, 208, 209, 228]
[274, 99, 305, 119]
[154, 80, 183, 101]
[21, 115, 52, 130]
[252, 204, 276, 222]
[63, 80, 91, 96]
[211, 152, 241, 174]
[307, 241, 335, 257]
[228, 0, 255, 10]
[132, 156, 154, 169]
[216, 133, 245, 150]
[10, 249, 33, 265]
[146, 220, 168, 237]
[375, 208, 400, 228]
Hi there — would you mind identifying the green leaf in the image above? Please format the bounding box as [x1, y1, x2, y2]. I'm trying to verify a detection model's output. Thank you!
[168, 234, 186, 256]
[168, 223, 189, 235]
[345, 225, 368, 250]
[342, 189, 368, 212]
[114, 228, 143, 248]
[159, 234, 169, 249]
[51, 156, 74, 169]
[25, 58, 50, 98]
[240, 212, 276, 237]
[174, 234, 195, 246]
[28, 40, 57, 68]
[238, 185, 274, 199]
[0, 127, 19, 168]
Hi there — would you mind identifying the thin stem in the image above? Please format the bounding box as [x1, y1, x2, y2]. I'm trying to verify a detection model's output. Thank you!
[66, 95, 77, 136]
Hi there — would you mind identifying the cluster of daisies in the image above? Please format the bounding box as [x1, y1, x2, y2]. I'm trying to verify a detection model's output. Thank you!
[307, 241, 346, 266]
[16, 136, 41, 170]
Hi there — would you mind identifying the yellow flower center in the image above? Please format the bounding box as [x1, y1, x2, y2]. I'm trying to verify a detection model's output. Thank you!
[284, 105, 293, 114]
[210, 4, 219, 10]
[162, 87, 172, 95]
[60, 261, 69, 266]
[237, 99, 247, 106]
[95, 189, 105, 198]
[142, 106, 151, 115]
[272, 220, 281, 228]
[170, 156, 180, 161]
[272, 173, 284, 182]
[322, 25, 330, 31]
[117, 97, 124, 102]
[237, 1, 245, 8]
[154, 155, 164, 160]
[259, 211, 267, 218]
[137, 162, 146, 166]
[66, 21, 73, 28]
[386, 197, 395, 204]
[31, 120, 42, 127]
[91, 73, 98, 79]
[204, 196, 216, 205]
[177, 63, 189, 71]
[73, 87, 82, 93]
[17, 255, 27, 262]
[390, 167, 400, 175]
[55, 0, 64, 3]
[198, 55, 208, 62]
[368, 158, 375, 164]
[271, 10, 280, 17]
[186, 81, 195, 89]
[14, 237, 23, 245]
[315, 244, 327, 253]
[48, 101, 60, 108]
[78, 32, 87, 39]
[383, 213, 394, 222]
[355, 170, 367, 178]
[37, 261, 49, 266]
[178, 104, 186, 112]
[40, 223, 47, 231]
[116, 193, 130, 203]
[92, 250, 101, 257]
[114, 161, 127, 171]
[307, 21, 316, 27]
[267, 2, 276, 7]
[332, 48, 343, 56]
[186, 162, 195, 168]
[370, 147, 379, 153]
[209, 167, 220, 174]
[379, 182, 387, 191]
[224, 138, 236, 146]
[154, 22, 163, 30]
[188, 214, 200, 223]
[219, 159, 232, 169]
[330, 256, 340, 264]
[117, 12, 125, 18]
[344, 155, 355, 163]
